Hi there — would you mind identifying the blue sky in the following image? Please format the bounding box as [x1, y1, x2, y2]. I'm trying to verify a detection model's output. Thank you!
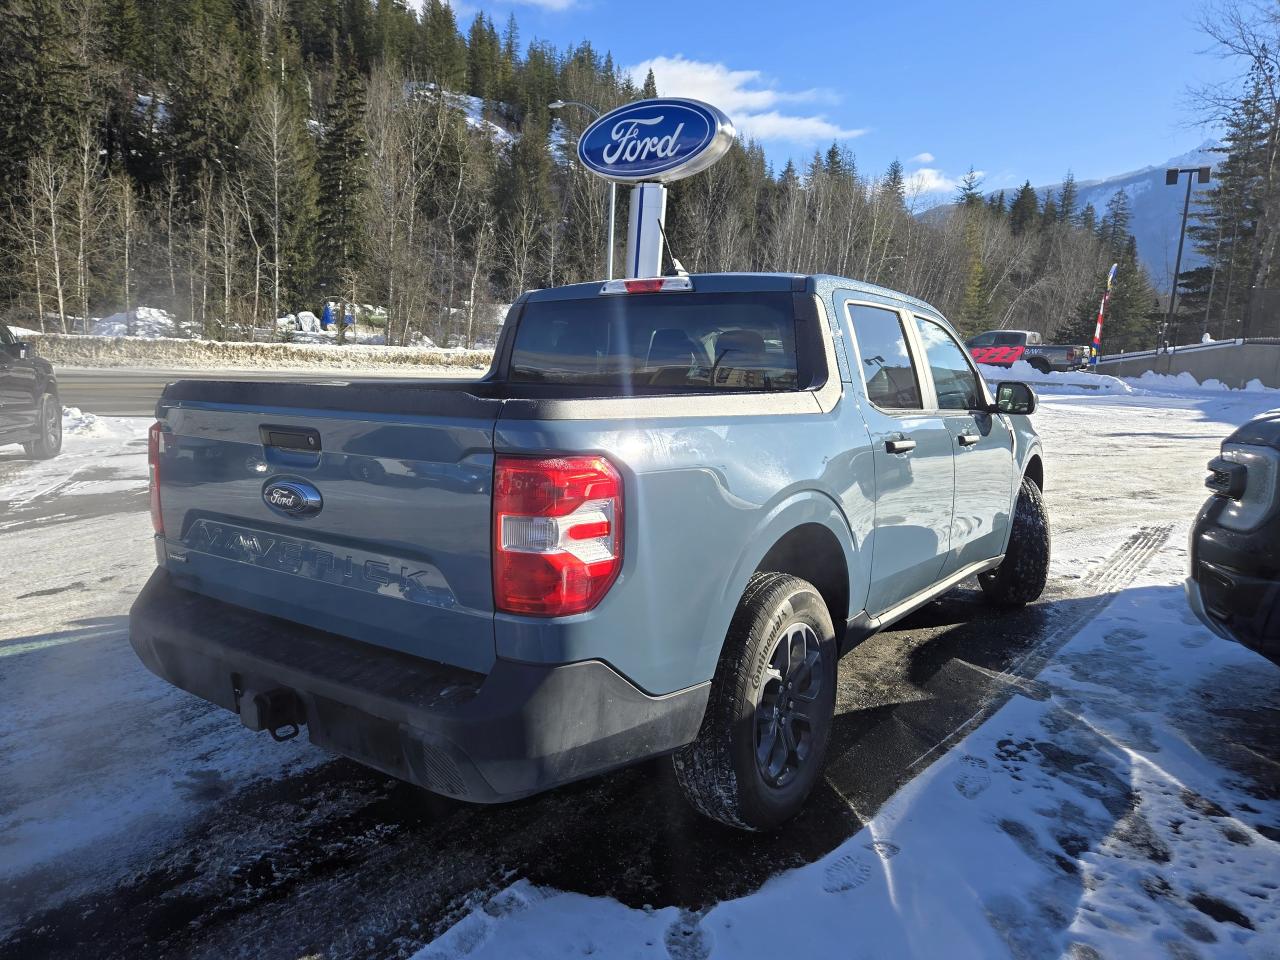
[443, 0, 1236, 198]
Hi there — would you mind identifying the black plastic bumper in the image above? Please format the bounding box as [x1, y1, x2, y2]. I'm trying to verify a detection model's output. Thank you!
[129, 569, 709, 802]
[1187, 497, 1280, 666]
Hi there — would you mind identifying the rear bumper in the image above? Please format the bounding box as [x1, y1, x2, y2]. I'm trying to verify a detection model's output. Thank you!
[129, 569, 709, 802]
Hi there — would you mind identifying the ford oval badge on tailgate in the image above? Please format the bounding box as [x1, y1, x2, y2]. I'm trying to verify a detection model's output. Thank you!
[577, 98, 735, 183]
[263, 478, 322, 517]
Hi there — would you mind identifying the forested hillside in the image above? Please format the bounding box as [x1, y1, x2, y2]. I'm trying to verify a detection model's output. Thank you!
[1, 0, 1163, 349]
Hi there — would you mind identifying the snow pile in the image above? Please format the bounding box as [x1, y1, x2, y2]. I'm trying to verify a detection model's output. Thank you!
[60, 406, 106, 437]
[23, 333, 492, 371]
[1127, 370, 1278, 395]
[419, 540, 1280, 959]
[980, 361, 1279, 397]
[978, 360, 1135, 395]
[91, 307, 198, 339]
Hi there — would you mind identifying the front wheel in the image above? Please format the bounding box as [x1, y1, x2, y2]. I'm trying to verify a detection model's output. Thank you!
[979, 477, 1049, 606]
[673, 573, 837, 831]
[23, 393, 62, 460]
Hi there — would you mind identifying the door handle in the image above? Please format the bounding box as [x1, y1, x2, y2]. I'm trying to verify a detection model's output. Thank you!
[958, 433, 981, 447]
[885, 437, 916, 454]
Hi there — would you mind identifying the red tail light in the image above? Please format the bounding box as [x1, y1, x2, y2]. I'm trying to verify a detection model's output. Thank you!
[148, 421, 164, 536]
[493, 455, 623, 616]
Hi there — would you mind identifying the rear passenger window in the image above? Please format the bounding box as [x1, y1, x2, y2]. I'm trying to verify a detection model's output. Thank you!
[848, 304, 922, 410]
[915, 316, 984, 410]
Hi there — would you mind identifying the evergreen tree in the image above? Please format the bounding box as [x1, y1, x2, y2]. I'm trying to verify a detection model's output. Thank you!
[373, 0, 415, 68]
[167, 1, 255, 181]
[466, 14, 500, 101]
[1078, 202, 1098, 234]
[1008, 181, 1038, 236]
[1039, 192, 1058, 231]
[1183, 71, 1268, 337]
[1057, 171, 1078, 224]
[954, 166, 984, 207]
[880, 159, 906, 208]
[315, 45, 368, 295]
[986, 190, 1006, 216]
[0, 0, 88, 198]
[1099, 189, 1131, 256]
[641, 68, 658, 98]
[421, 0, 466, 89]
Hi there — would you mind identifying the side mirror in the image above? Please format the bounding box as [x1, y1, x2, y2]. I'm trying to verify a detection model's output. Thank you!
[994, 380, 1037, 415]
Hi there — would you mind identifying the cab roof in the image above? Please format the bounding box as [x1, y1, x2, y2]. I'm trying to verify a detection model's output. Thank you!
[522, 272, 947, 319]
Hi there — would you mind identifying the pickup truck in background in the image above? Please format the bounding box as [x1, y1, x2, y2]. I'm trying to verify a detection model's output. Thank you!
[130, 273, 1049, 831]
[1187, 410, 1280, 667]
[0, 320, 61, 459]
[966, 329, 1090, 373]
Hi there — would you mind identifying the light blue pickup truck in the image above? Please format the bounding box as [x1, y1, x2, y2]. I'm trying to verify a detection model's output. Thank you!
[130, 273, 1048, 830]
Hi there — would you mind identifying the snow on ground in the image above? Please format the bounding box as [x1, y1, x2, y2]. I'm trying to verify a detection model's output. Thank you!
[0, 414, 326, 920]
[419, 506, 1280, 960]
[91, 306, 199, 339]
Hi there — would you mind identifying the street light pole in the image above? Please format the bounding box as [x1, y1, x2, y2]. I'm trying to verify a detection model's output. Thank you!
[549, 99, 616, 280]
[1163, 165, 1211, 353]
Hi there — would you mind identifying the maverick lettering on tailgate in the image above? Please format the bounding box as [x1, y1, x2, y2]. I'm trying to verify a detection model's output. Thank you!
[186, 519, 454, 607]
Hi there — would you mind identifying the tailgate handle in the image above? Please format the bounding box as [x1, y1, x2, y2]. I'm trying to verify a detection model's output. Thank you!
[261, 425, 321, 452]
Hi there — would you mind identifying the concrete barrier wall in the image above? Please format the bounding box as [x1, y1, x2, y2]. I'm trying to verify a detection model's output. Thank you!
[1097, 340, 1280, 389]
[25, 334, 495, 372]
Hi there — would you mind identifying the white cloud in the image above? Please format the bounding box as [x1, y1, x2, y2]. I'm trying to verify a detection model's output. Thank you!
[906, 167, 983, 198]
[910, 151, 935, 164]
[627, 55, 863, 145]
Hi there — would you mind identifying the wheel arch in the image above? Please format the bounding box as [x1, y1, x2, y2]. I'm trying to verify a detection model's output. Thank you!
[708, 491, 862, 677]
[1023, 452, 1044, 490]
[755, 523, 850, 641]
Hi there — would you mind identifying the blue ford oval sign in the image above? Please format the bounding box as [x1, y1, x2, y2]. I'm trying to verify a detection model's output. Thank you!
[262, 478, 323, 518]
[577, 98, 735, 183]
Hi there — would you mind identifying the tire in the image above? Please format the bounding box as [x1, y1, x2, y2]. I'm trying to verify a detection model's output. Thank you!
[1028, 358, 1051, 375]
[673, 572, 837, 831]
[979, 477, 1049, 606]
[22, 393, 62, 460]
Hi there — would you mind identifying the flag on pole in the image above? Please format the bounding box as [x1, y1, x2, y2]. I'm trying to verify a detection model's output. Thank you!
[1090, 263, 1119, 368]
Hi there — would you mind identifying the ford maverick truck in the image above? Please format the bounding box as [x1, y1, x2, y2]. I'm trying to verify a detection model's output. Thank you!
[130, 274, 1048, 830]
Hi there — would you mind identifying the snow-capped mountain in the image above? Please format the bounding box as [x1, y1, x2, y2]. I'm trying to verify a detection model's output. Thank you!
[1003, 140, 1220, 291]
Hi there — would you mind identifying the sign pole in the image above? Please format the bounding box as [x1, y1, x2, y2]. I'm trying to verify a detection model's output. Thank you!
[1090, 262, 1118, 369]
[606, 182, 616, 280]
[625, 183, 668, 279]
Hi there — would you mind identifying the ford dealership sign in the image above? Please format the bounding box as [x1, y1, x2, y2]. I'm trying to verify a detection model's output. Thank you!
[577, 98, 735, 183]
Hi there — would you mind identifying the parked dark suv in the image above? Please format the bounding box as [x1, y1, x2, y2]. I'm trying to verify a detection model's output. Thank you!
[1187, 410, 1280, 666]
[0, 321, 61, 459]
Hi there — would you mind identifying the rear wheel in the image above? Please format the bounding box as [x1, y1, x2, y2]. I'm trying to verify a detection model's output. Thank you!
[673, 573, 837, 831]
[1027, 357, 1051, 375]
[979, 477, 1049, 606]
[23, 393, 62, 460]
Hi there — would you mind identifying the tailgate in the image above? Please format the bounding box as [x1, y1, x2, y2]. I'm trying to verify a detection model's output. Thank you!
[154, 382, 500, 674]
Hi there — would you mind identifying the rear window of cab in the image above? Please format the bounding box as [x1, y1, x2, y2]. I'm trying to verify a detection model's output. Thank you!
[508, 292, 803, 391]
